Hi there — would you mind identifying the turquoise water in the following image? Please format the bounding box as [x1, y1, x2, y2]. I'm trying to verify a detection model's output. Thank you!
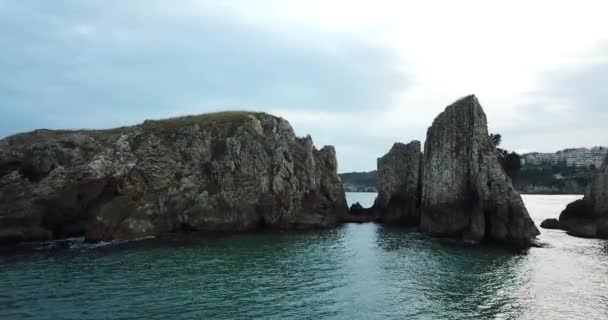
[2, 194, 608, 320]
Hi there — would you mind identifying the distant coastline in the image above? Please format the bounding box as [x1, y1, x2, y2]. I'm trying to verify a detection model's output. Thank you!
[340, 147, 607, 194]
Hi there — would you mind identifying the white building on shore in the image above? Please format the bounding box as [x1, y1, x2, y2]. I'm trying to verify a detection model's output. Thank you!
[521, 147, 608, 168]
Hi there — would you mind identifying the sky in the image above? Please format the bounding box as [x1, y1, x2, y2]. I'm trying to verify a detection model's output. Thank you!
[1, 0, 607, 172]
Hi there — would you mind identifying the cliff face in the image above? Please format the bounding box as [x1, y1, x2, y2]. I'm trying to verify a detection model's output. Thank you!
[559, 156, 608, 238]
[0, 112, 348, 244]
[420, 95, 539, 246]
[374, 141, 422, 225]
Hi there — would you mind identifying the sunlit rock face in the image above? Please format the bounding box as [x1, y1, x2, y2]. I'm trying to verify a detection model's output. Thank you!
[420, 95, 539, 247]
[374, 141, 422, 225]
[559, 156, 608, 238]
[0, 112, 348, 244]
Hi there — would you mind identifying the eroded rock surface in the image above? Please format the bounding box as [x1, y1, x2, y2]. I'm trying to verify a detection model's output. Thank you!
[420, 95, 539, 246]
[0, 112, 348, 244]
[373, 141, 422, 225]
[559, 156, 608, 238]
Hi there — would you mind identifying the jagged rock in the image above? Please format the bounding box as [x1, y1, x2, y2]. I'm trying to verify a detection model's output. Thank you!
[420, 95, 539, 247]
[373, 141, 422, 225]
[559, 156, 608, 238]
[540, 218, 560, 229]
[0, 112, 348, 244]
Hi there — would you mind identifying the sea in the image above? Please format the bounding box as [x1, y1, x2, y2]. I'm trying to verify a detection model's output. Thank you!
[2, 193, 607, 320]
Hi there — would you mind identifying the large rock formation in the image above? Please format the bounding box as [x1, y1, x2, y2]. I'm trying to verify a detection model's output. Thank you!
[420, 95, 539, 246]
[0, 112, 348, 244]
[559, 155, 608, 238]
[373, 141, 422, 225]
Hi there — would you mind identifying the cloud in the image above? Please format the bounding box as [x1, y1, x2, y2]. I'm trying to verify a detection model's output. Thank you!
[0, 0, 410, 138]
[499, 44, 608, 153]
[1, 1, 607, 172]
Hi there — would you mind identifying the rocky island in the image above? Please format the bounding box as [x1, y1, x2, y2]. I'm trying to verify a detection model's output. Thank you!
[363, 95, 540, 247]
[0, 112, 348, 244]
[420, 95, 539, 246]
[558, 155, 608, 238]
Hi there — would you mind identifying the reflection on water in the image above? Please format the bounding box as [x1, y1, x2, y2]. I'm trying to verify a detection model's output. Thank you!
[374, 224, 528, 319]
[1, 194, 607, 319]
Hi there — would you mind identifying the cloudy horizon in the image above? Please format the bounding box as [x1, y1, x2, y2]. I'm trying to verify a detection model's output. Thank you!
[1, 0, 607, 172]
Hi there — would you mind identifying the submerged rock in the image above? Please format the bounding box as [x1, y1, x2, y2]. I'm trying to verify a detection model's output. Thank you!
[540, 218, 560, 229]
[420, 95, 539, 247]
[0, 112, 348, 244]
[559, 156, 608, 238]
[373, 141, 422, 225]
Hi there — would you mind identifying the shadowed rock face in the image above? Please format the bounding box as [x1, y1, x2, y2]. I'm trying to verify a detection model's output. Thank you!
[0, 112, 348, 244]
[420, 95, 539, 247]
[559, 156, 608, 238]
[374, 141, 422, 225]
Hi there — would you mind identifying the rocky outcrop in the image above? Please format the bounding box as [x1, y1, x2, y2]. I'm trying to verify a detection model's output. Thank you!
[540, 218, 560, 229]
[373, 141, 422, 225]
[0, 112, 348, 244]
[420, 95, 539, 247]
[559, 156, 608, 238]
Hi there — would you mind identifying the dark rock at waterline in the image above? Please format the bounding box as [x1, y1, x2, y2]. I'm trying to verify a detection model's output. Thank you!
[374, 141, 422, 225]
[0, 112, 348, 244]
[348, 202, 365, 214]
[341, 202, 376, 223]
[420, 95, 540, 247]
[559, 158, 608, 239]
[540, 218, 560, 229]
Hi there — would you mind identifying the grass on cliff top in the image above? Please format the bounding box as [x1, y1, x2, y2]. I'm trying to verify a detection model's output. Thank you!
[142, 111, 260, 127]
[139, 111, 270, 135]
[1, 111, 273, 147]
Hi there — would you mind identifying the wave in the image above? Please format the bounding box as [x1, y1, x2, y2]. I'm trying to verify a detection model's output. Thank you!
[37, 236, 156, 251]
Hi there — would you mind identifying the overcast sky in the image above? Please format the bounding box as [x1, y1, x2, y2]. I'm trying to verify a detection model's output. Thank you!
[1, 1, 607, 172]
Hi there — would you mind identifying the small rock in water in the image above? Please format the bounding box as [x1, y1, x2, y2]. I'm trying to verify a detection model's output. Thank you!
[349, 202, 365, 213]
[540, 218, 560, 229]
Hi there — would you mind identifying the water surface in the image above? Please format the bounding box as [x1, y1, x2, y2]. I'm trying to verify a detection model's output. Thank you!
[2, 194, 608, 320]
